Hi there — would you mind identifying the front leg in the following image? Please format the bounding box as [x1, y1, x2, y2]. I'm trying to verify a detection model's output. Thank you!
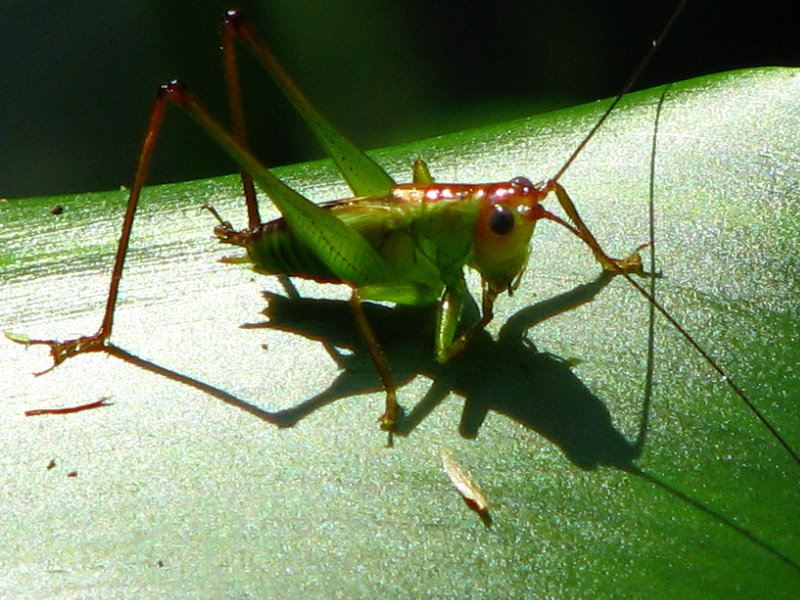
[434, 279, 497, 364]
[551, 181, 653, 276]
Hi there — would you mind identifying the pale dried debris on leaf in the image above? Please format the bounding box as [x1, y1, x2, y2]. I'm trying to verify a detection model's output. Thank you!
[440, 447, 492, 526]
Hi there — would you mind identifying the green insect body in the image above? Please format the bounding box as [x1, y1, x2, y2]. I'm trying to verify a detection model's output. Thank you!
[218, 179, 544, 357]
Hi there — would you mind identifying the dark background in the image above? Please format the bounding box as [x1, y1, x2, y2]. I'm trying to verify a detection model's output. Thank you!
[2, 0, 797, 199]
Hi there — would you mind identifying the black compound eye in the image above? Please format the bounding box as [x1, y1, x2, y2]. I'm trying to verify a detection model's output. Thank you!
[510, 176, 533, 191]
[488, 205, 514, 235]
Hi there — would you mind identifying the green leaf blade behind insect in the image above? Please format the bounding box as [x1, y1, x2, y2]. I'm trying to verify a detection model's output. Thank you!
[1, 68, 798, 598]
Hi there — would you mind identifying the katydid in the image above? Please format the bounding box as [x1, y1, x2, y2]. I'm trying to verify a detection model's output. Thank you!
[6, 3, 798, 473]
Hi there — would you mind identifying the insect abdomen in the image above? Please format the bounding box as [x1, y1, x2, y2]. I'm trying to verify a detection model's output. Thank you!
[247, 218, 342, 283]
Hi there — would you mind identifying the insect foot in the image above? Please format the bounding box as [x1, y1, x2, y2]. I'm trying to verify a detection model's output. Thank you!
[5, 331, 110, 376]
[606, 242, 660, 278]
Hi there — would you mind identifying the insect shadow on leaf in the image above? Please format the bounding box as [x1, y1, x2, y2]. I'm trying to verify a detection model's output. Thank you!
[252, 271, 641, 471]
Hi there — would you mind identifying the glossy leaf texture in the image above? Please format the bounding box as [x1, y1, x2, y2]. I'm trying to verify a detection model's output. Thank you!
[1, 68, 798, 598]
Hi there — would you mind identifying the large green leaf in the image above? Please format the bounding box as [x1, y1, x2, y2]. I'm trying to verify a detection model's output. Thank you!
[1, 68, 798, 598]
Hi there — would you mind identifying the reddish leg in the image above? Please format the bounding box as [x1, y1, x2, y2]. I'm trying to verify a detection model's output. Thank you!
[7, 88, 170, 370]
[221, 11, 260, 230]
[8, 14, 265, 377]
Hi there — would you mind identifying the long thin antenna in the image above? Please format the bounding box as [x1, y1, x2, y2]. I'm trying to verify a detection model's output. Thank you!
[551, 0, 689, 183]
[543, 0, 800, 467]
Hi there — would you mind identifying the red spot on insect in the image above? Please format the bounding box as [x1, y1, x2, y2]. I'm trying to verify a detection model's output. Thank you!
[424, 185, 460, 202]
[67, 471, 78, 478]
[391, 183, 480, 206]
